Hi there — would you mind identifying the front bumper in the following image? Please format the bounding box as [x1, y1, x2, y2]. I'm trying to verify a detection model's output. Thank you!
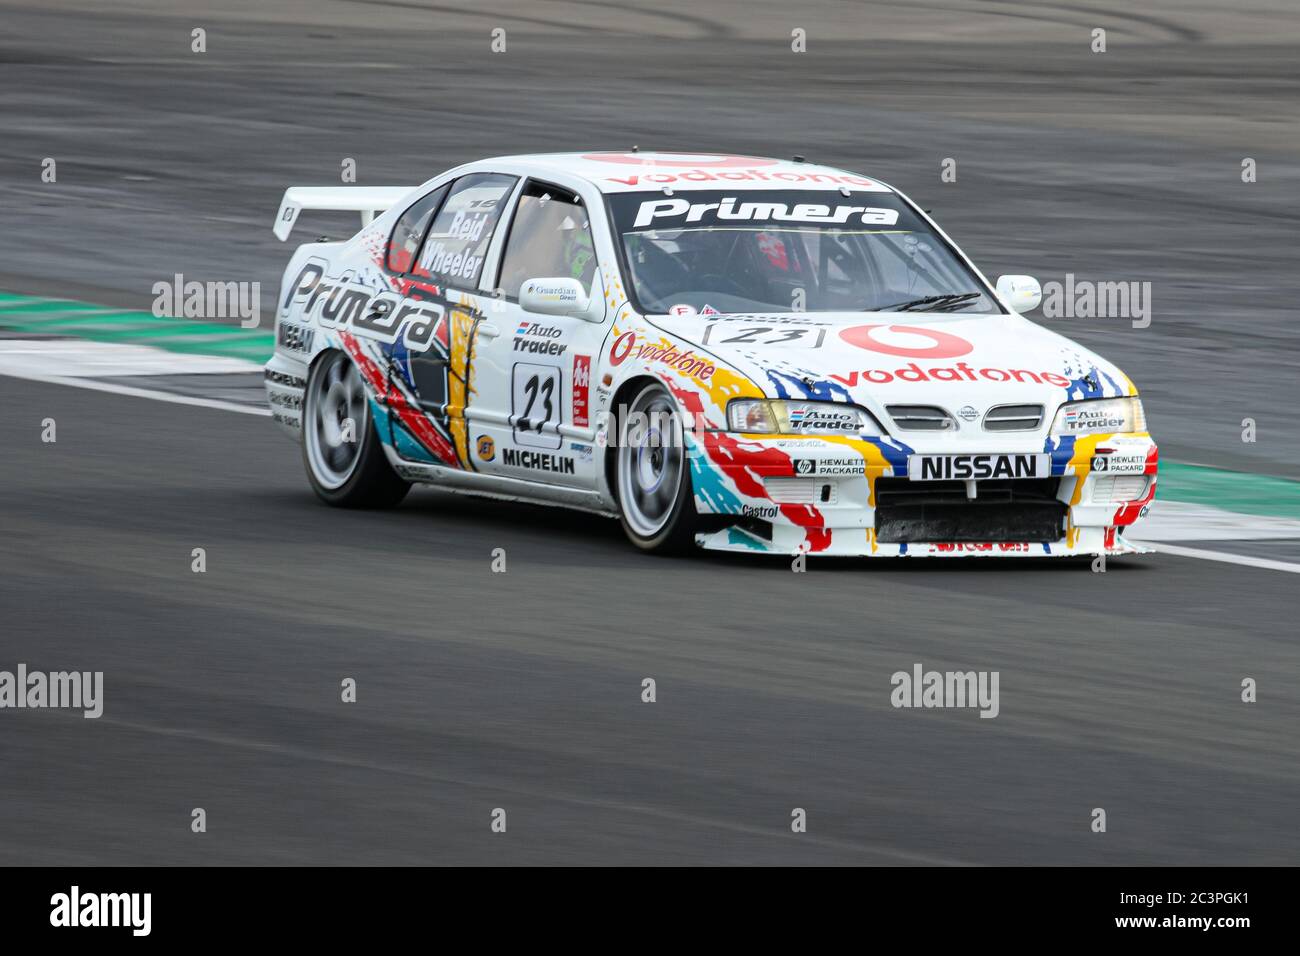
[689, 430, 1158, 557]
[697, 524, 1152, 558]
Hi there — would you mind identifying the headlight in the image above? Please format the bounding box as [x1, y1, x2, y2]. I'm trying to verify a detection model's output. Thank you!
[727, 399, 881, 435]
[1050, 397, 1146, 436]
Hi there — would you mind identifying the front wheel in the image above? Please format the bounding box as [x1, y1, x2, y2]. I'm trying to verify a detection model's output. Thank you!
[615, 382, 701, 553]
[302, 350, 410, 508]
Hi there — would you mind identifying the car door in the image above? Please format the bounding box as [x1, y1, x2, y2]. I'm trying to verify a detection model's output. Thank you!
[383, 172, 517, 468]
[466, 178, 607, 487]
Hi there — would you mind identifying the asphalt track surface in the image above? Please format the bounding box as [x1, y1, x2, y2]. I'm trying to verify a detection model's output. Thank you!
[2, 0, 1299, 865]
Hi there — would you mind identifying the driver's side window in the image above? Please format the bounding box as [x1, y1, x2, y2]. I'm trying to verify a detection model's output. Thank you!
[496, 181, 597, 301]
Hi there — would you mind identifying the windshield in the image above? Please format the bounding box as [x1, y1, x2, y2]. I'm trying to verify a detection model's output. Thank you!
[608, 189, 1000, 315]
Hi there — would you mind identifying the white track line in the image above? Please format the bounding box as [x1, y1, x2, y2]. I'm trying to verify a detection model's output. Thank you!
[0, 366, 269, 416]
[1131, 541, 1300, 574]
[1134, 500, 1300, 541]
[0, 337, 270, 416]
[0, 339, 260, 376]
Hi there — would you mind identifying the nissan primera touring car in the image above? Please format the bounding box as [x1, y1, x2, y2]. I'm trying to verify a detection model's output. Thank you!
[265, 152, 1157, 558]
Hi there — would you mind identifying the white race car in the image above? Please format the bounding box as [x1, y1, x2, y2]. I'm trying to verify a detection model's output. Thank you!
[265, 152, 1156, 558]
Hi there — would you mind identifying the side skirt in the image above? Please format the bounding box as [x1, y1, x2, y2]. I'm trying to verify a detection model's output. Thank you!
[380, 447, 619, 516]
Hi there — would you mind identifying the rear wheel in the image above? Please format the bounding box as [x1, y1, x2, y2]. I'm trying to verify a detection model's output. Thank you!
[302, 350, 409, 508]
[615, 382, 700, 553]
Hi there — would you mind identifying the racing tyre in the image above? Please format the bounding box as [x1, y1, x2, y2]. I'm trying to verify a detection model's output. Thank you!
[615, 382, 701, 553]
[302, 350, 410, 508]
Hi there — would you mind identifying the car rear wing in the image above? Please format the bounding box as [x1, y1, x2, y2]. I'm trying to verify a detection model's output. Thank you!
[272, 186, 415, 241]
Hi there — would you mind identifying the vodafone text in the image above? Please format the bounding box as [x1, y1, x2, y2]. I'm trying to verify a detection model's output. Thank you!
[832, 363, 1072, 388]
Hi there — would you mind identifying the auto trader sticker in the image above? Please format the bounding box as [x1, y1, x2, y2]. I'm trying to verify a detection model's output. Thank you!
[788, 407, 860, 432]
[514, 320, 567, 355]
[1062, 406, 1126, 432]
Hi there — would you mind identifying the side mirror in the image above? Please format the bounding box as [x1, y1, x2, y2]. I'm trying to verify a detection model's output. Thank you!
[519, 277, 590, 318]
[995, 275, 1042, 314]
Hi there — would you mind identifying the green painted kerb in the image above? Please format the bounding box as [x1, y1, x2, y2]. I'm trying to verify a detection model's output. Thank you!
[1158, 461, 1300, 520]
[0, 291, 274, 364]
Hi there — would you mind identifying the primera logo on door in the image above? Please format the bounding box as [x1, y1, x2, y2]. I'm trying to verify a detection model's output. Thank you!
[282, 260, 449, 353]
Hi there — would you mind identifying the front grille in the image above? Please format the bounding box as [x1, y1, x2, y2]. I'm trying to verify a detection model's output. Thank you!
[874, 477, 1066, 543]
[983, 403, 1044, 431]
[886, 404, 956, 431]
[876, 478, 1061, 506]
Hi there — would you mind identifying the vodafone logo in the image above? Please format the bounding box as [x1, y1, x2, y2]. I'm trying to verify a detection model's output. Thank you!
[594, 154, 882, 190]
[582, 152, 777, 168]
[839, 324, 974, 359]
[609, 330, 636, 365]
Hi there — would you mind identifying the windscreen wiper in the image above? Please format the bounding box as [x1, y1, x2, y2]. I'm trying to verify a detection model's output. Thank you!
[876, 292, 982, 313]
